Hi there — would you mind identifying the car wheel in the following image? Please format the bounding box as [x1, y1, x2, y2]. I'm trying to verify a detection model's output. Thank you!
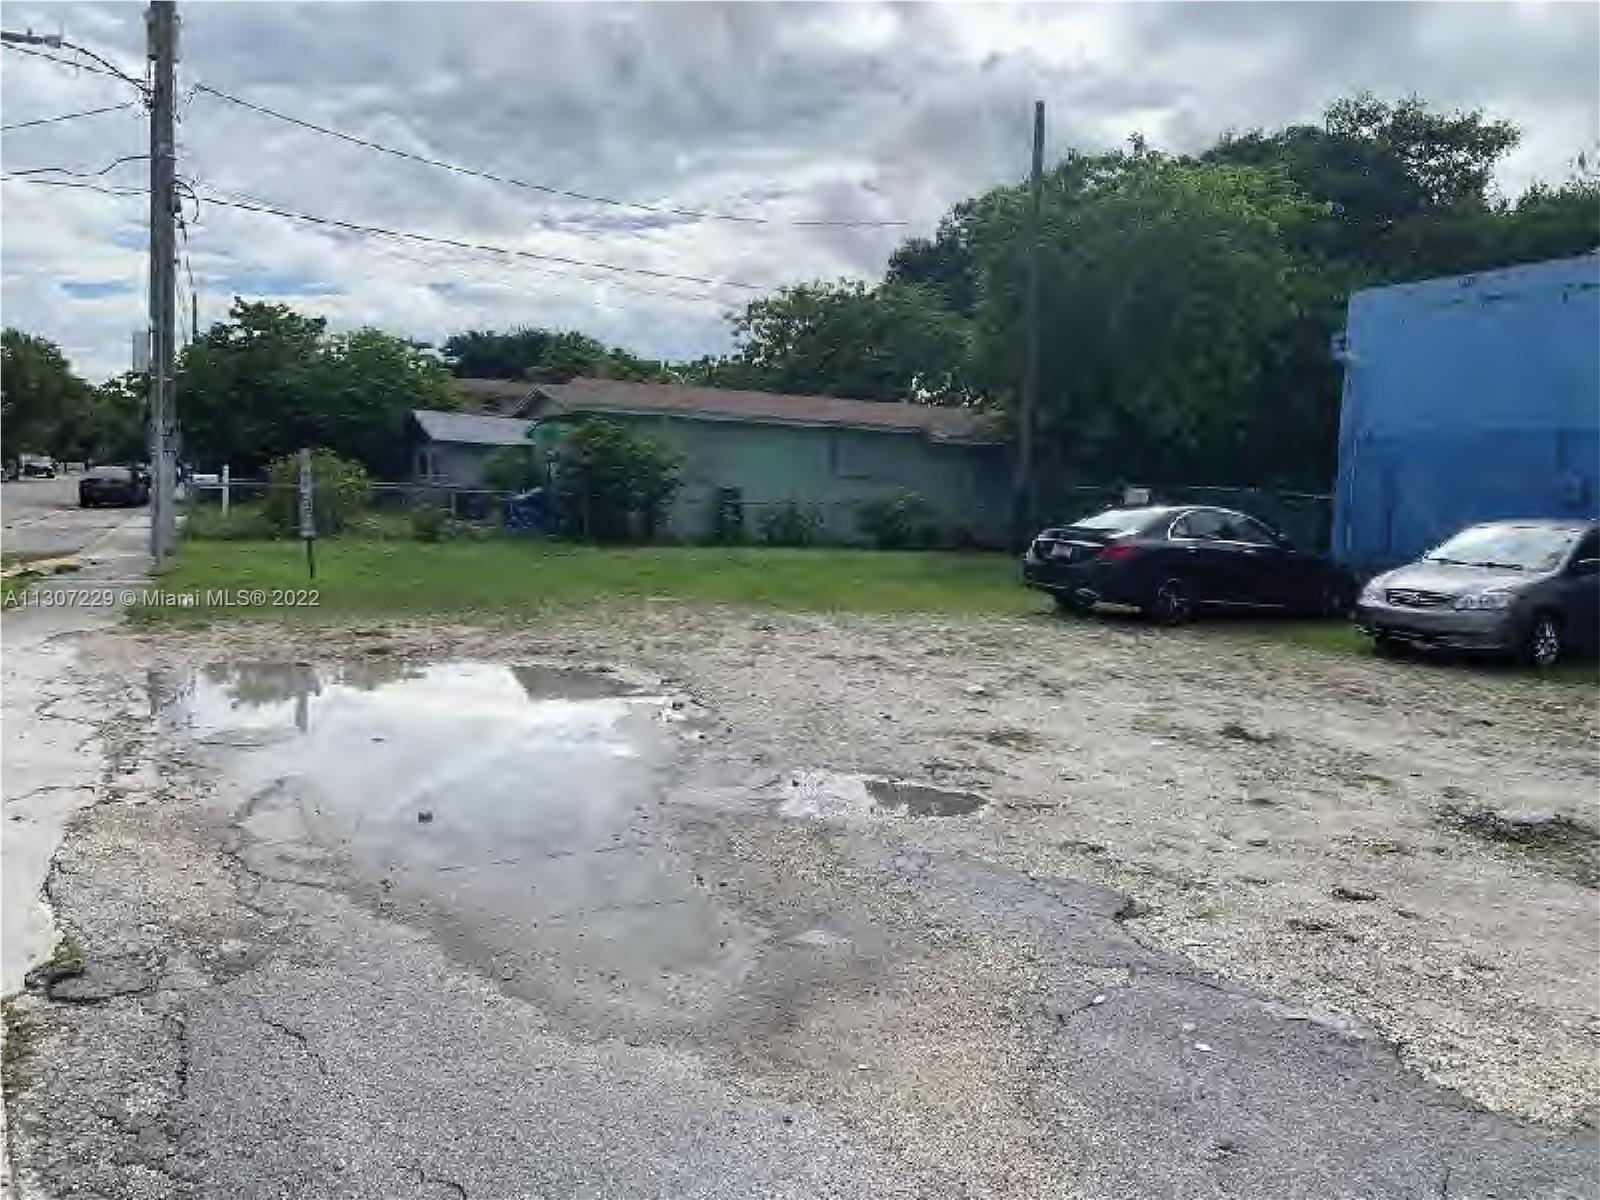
[1319, 581, 1353, 618]
[1148, 577, 1194, 626]
[1371, 632, 1407, 659]
[1052, 591, 1088, 616]
[1524, 612, 1563, 669]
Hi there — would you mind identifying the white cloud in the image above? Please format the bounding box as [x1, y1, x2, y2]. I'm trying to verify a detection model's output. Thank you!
[3, 1, 1595, 380]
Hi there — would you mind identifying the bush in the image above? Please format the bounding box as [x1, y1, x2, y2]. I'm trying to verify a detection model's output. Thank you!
[708, 487, 745, 545]
[184, 502, 276, 540]
[759, 500, 821, 547]
[262, 449, 371, 536]
[857, 489, 938, 550]
[483, 442, 543, 493]
[409, 505, 448, 542]
[551, 418, 681, 543]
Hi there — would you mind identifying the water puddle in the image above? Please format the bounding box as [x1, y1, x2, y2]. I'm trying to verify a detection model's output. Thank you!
[150, 659, 762, 1035]
[779, 770, 987, 821]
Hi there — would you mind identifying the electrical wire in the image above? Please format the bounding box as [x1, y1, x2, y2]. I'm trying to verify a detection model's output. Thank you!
[192, 82, 907, 229]
[2, 100, 138, 132]
[3, 174, 751, 303]
[199, 191, 766, 290]
[7, 153, 148, 179]
[1, 40, 147, 92]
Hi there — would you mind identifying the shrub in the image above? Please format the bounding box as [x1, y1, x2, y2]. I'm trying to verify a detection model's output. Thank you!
[759, 500, 821, 547]
[550, 418, 681, 543]
[409, 505, 448, 542]
[261, 449, 371, 536]
[184, 502, 276, 540]
[708, 487, 745, 545]
[483, 442, 543, 493]
[857, 489, 938, 550]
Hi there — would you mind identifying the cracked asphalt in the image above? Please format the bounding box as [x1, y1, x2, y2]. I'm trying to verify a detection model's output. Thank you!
[3, 605, 1597, 1199]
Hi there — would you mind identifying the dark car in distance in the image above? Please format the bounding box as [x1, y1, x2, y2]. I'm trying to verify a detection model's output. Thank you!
[79, 465, 151, 508]
[1022, 505, 1354, 624]
[1355, 520, 1599, 667]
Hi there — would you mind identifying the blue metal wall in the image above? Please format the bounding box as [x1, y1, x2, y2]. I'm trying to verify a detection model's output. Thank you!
[1331, 254, 1600, 570]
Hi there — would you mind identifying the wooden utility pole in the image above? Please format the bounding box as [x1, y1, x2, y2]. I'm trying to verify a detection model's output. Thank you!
[1014, 99, 1045, 543]
[147, 1, 177, 563]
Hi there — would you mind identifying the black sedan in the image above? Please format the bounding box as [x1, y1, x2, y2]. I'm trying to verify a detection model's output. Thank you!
[79, 465, 150, 508]
[1022, 505, 1354, 623]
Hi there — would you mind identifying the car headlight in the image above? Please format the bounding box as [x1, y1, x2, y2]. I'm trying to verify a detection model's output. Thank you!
[1358, 579, 1385, 604]
[1452, 589, 1514, 611]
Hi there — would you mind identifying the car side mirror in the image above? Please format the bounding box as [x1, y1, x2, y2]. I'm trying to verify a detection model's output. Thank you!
[1571, 557, 1599, 578]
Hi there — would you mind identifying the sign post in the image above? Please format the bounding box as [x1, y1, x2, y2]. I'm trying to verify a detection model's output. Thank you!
[297, 447, 316, 580]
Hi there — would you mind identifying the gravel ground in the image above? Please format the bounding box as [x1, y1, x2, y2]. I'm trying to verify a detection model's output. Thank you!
[5, 604, 1596, 1197]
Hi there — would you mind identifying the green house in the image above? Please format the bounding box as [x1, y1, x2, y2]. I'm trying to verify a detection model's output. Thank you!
[411, 378, 1009, 545]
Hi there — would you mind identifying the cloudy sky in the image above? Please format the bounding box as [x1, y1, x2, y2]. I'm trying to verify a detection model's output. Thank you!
[3, 1, 1596, 380]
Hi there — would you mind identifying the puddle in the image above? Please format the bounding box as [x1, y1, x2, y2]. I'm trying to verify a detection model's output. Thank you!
[151, 659, 762, 1035]
[779, 771, 987, 821]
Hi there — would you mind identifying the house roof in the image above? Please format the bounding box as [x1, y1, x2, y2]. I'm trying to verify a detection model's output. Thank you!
[450, 378, 536, 414]
[530, 378, 1002, 444]
[412, 409, 531, 446]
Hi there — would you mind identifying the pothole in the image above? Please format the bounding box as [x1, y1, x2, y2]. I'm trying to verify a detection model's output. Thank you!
[779, 771, 987, 821]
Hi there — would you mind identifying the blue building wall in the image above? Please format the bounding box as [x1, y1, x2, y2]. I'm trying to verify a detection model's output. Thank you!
[1332, 254, 1600, 570]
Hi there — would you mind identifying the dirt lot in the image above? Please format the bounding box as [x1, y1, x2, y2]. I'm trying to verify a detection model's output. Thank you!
[6, 604, 1597, 1197]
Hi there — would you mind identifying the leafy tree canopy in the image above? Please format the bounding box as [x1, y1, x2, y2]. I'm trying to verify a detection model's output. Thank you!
[179, 300, 453, 474]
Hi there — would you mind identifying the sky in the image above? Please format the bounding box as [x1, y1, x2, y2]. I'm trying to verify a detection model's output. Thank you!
[2, 1, 1597, 381]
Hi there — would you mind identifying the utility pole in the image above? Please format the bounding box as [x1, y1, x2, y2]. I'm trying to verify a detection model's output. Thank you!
[147, 1, 177, 564]
[1014, 99, 1045, 544]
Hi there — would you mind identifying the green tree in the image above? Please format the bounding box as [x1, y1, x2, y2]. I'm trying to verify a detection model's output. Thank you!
[482, 440, 543, 493]
[442, 326, 673, 384]
[720, 280, 974, 403]
[971, 157, 1321, 484]
[2, 329, 92, 459]
[179, 300, 453, 475]
[549, 418, 681, 542]
[84, 372, 149, 464]
[319, 328, 452, 476]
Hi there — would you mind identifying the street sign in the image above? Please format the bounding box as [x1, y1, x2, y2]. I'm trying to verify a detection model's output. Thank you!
[297, 447, 316, 579]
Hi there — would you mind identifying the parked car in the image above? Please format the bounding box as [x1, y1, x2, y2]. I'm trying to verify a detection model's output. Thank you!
[78, 465, 151, 508]
[19, 455, 56, 478]
[1022, 505, 1354, 623]
[1354, 520, 1599, 667]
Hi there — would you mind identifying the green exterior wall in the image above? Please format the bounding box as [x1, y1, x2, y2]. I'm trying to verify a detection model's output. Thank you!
[544, 413, 1010, 546]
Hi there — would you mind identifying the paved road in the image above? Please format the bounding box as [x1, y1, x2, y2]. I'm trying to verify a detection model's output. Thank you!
[2, 475, 151, 562]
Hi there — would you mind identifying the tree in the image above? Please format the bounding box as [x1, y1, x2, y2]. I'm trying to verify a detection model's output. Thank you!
[320, 328, 452, 476]
[719, 280, 974, 404]
[482, 440, 543, 493]
[179, 300, 453, 475]
[971, 157, 1322, 484]
[85, 372, 149, 464]
[549, 418, 681, 542]
[2, 329, 92, 459]
[441, 326, 674, 383]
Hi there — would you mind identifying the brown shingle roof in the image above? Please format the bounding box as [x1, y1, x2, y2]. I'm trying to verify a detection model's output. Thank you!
[528, 378, 1002, 444]
[450, 378, 536, 414]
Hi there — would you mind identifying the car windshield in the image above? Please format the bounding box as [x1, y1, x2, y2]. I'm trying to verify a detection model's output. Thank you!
[1071, 508, 1165, 534]
[89, 467, 131, 481]
[1424, 525, 1582, 572]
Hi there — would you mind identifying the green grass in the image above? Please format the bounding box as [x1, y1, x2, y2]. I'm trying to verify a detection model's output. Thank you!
[132, 538, 1038, 622]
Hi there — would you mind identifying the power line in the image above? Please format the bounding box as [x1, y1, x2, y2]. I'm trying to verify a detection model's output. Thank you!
[192, 82, 907, 230]
[1, 40, 146, 91]
[199, 191, 767, 290]
[2, 100, 138, 132]
[7, 153, 148, 179]
[4, 174, 753, 301]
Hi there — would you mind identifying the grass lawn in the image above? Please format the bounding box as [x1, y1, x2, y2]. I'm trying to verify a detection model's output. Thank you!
[133, 538, 1040, 622]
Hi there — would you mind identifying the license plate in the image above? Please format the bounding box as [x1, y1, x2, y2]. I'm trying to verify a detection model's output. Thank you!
[1050, 544, 1079, 560]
